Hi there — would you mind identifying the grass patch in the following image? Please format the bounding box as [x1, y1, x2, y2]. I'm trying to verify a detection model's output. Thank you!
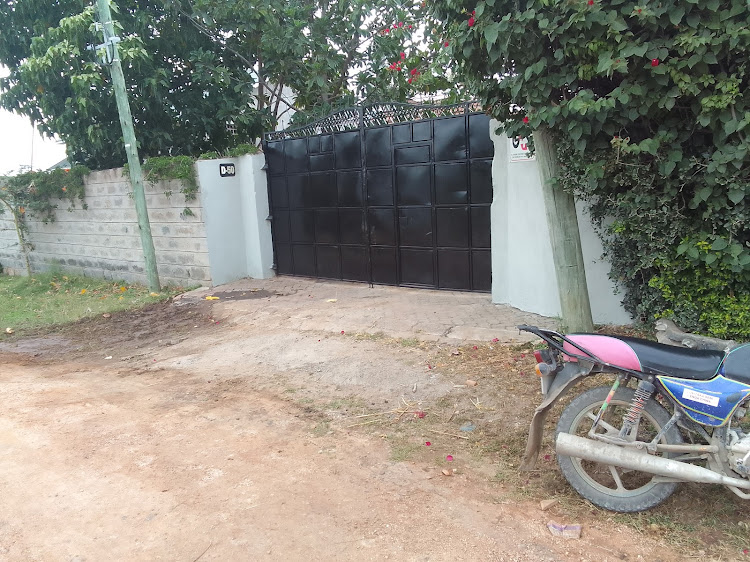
[326, 396, 367, 412]
[388, 435, 422, 462]
[399, 337, 420, 348]
[0, 272, 187, 334]
[311, 421, 331, 437]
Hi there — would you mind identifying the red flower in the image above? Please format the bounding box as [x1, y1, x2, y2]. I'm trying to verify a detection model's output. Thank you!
[408, 24, 413, 29]
[523, 116, 529, 124]
[472, 10, 476, 15]
[408, 78, 412, 83]
[400, 52, 406, 59]
[587, 0, 594, 4]
[651, 58, 659, 66]
[399, 22, 403, 27]
[637, 8, 642, 12]
[444, 40, 449, 47]
[468, 16, 475, 27]
[384, 28, 390, 33]
[410, 68, 418, 76]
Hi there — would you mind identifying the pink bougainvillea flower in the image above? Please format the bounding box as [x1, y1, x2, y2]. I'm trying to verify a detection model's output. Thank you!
[651, 58, 659, 66]
[492, 337, 499, 343]
[416, 411, 426, 418]
[341, 330, 345, 334]
[408, 78, 412, 84]
[425, 441, 431, 446]
[408, 24, 413, 29]
[473, 345, 478, 350]
[544, 454, 551, 461]
[468, 16, 475, 26]
[384, 28, 390, 33]
[523, 116, 529, 123]
[410, 68, 418, 76]
[446, 455, 454, 462]
[400, 52, 406, 59]
[472, 10, 476, 15]
[588, 0, 594, 5]
[444, 40, 450, 47]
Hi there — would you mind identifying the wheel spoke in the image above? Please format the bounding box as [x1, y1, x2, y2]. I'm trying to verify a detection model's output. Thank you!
[608, 465, 626, 492]
[584, 412, 619, 435]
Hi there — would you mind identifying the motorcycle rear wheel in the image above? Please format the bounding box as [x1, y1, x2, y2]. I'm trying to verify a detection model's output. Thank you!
[556, 385, 684, 513]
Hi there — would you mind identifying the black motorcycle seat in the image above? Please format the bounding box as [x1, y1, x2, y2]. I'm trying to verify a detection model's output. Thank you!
[610, 335, 725, 380]
[720, 343, 750, 385]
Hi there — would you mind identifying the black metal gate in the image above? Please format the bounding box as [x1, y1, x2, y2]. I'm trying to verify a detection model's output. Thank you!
[263, 103, 493, 291]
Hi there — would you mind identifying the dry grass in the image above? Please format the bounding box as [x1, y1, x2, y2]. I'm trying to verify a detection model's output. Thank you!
[319, 336, 750, 560]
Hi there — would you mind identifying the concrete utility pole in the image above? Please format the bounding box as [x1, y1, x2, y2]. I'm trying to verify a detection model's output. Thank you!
[534, 127, 594, 333]
[95, 0, 160, 292]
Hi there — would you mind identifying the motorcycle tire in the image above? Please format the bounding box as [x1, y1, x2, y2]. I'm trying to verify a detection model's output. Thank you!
[556, 385, 684, 513]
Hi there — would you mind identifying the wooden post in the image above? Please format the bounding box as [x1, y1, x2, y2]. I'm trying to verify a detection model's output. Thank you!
[533, 127, 593, 333]
[95, 0, 160, 292]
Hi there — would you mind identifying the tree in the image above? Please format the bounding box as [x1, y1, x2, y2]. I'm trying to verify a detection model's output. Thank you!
[0, 0, 269, 169]
[432, 0, 750, 335]
[1, 0, 471, 170]
[167, 0, 470, 125]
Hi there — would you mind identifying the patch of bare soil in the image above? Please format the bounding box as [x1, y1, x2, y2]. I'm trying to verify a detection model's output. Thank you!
[0, 300, 746, 561]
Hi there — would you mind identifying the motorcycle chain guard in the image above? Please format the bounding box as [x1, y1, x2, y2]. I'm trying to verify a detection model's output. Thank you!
[519, 360, 594, 471]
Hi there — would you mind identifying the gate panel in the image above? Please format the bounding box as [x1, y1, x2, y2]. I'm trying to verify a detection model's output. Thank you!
[264, 103, 494, 292]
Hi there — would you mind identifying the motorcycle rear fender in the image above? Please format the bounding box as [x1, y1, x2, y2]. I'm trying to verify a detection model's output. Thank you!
[519, 360, 595, 471]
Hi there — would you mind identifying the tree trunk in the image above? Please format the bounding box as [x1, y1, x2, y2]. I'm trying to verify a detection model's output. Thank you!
[533, 127, 594, 333]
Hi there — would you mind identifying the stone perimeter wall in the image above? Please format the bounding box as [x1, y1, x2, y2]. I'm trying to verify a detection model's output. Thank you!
[0, 168, 211, 287]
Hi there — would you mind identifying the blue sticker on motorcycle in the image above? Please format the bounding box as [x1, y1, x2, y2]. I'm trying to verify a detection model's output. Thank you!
[658, 375, 750, 426]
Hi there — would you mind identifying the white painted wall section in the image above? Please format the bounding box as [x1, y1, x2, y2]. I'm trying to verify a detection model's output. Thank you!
[490, 122, 561, 318]
[489, 119, 632, 325]
[196, 153, 274, 286]
[239, 154, 274, 279]
[197, 158, 247, 286]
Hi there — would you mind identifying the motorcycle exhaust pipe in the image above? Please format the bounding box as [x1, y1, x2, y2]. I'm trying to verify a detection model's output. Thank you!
[556, 432, 750, 490]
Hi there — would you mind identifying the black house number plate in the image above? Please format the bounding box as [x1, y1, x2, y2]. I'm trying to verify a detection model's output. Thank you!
[219, 163, 236, 177]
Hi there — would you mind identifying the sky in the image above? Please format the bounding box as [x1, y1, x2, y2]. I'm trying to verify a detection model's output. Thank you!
[0, 66, 67, 176]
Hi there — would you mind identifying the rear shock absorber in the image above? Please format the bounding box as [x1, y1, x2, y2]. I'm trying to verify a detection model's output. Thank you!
[618, 379, 656, 440]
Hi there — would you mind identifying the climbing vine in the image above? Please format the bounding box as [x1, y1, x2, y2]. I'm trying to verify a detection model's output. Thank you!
[0, 166, 89, 275]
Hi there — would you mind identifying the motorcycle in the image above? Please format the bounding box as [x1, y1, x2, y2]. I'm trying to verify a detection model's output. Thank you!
[517, 324, 750, 513]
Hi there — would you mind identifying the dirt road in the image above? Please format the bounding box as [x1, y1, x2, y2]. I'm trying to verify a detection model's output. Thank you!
[0, 282, 692, 561]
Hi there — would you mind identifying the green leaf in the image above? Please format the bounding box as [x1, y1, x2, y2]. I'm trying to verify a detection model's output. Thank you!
[484, 23, 499, 47]
[668, 6, 685, 25]
[711, 238, 728, 251]
[697, 186, 713, 201]
[728, 189, 745, 204]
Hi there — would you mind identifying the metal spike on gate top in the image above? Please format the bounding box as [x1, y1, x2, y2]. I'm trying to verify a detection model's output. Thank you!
[265, 102, 478, 142]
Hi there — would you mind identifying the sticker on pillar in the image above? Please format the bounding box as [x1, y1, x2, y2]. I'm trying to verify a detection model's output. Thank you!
[220, 163, 236, 177]
[509, 137, 535, 162]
